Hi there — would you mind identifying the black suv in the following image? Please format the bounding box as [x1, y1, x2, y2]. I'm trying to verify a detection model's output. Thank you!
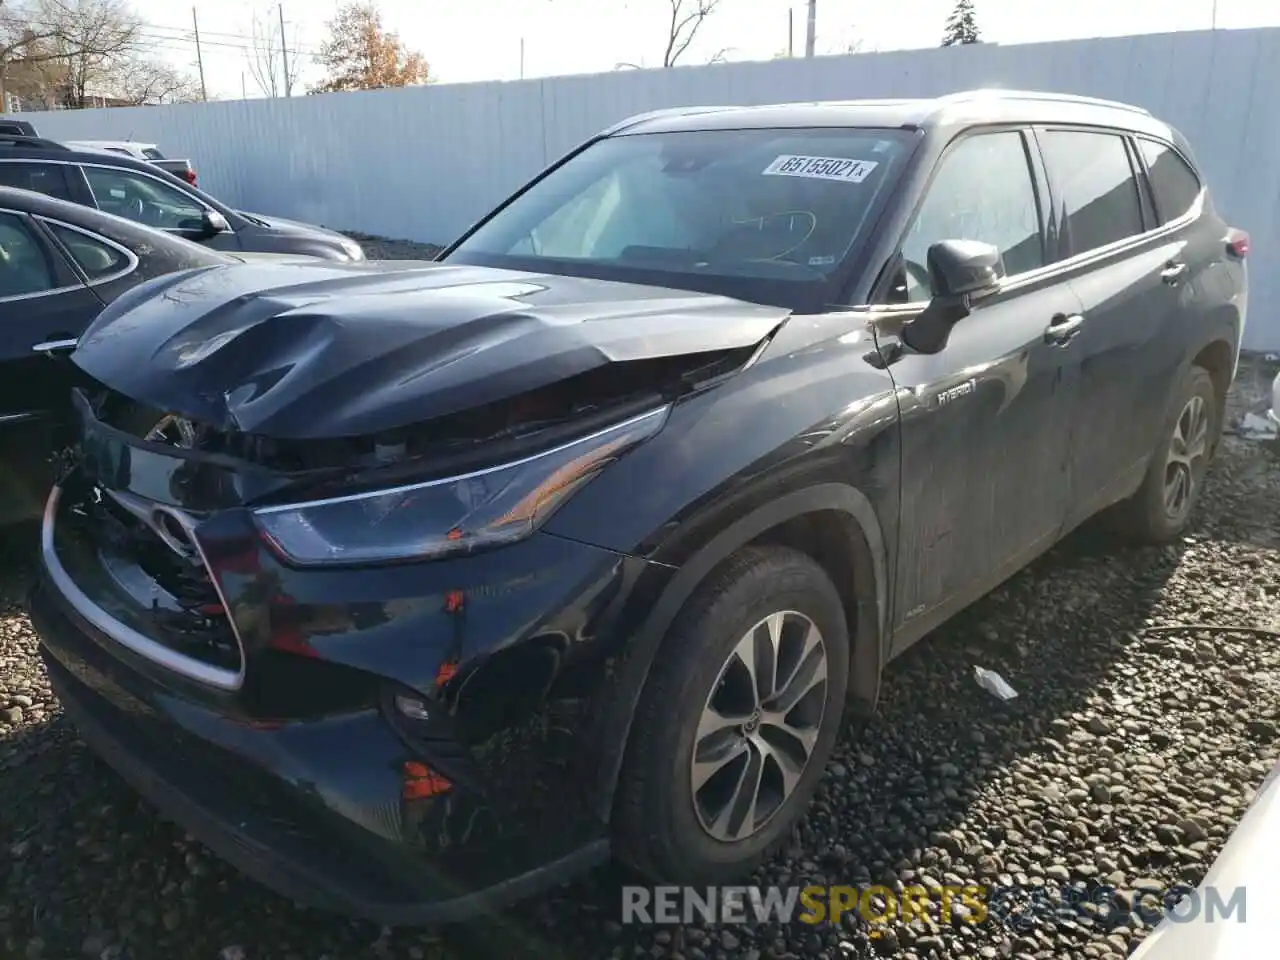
[30, 90, 1247, 923]
[0, 135, 364, 261]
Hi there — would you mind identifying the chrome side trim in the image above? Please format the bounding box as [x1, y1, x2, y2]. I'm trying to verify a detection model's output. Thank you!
[41, 486, 246, 691]
[31, 339, 78, 353]
[0, 410, 43, 424]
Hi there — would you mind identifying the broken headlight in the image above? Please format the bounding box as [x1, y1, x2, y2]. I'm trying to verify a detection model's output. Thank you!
[252, 405, 669, 566]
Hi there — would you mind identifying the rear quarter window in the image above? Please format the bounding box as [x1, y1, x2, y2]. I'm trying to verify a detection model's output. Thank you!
[44, 222, 131, 280]
[1138, 139, 1202, 224]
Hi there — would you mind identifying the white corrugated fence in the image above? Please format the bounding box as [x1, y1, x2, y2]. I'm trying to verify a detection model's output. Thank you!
[14, 27, 1280, 348]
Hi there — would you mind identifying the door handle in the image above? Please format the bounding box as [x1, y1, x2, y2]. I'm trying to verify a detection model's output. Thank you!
[1044, 313, 1084, 345]
[1161, 261, 1188, 284]
[31, 338, 78, 355]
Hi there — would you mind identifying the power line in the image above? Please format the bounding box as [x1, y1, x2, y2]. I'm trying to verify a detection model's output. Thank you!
[15, 17, 326, 57]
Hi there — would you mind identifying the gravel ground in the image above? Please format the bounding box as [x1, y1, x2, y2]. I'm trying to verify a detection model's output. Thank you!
[2, 342, 1278, 960]
[345, 232, 444, 261]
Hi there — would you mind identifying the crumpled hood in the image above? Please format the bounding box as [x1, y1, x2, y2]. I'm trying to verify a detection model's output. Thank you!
[73, 261, 789, 439]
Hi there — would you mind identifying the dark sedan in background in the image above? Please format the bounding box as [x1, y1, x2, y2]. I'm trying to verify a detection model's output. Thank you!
[0, 185, 323, 522]
[0, 136, 365, 262]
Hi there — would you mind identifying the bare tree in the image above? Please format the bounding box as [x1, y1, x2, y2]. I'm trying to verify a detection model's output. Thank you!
[1, 0, 74, 103]
[245, 6, 285, 97]
[661, 0, 719, 68]
[110, 54, 201, 104]
[40, 0, 140, 107]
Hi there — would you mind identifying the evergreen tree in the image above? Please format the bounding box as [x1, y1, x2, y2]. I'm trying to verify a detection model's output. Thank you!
[941, 0, 982, 46]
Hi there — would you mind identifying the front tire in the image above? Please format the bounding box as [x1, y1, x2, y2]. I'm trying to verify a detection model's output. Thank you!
[612, 546, 850, 884]
[1109, 364, 1218, 543]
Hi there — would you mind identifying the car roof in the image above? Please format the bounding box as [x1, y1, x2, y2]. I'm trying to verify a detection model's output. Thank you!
[0, 137, 174, 173]
[607, 89, 1179, 144]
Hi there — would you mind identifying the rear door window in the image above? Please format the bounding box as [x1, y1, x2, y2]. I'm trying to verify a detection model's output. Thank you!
[0, 212, 57, 299]
[1039, 130, 1145, 254]
[1138, 139, 1202, 224]
[0, 161, 73, 201]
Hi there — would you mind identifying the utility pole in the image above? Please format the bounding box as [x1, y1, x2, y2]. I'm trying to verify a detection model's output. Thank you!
[1211, 0, 1219, 29]
[805, 0, 816, 58]
[788, 8, 794, 57]
[241, 72, 247, 99]
[278, 3, 291, 96]
[519, 37, 525, 79]
[192, 7, 207, 101]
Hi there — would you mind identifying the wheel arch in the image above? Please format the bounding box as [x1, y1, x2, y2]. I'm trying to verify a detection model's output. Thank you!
[592, 483, 889, 823]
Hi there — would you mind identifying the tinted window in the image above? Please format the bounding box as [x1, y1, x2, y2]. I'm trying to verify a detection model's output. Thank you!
[82, 165, 206, 230]
[0, 161, 72, 201]
[894, 130, 1043, 301]
[1040, 130, 1144, 254]
[0, 213, 56, 298]
[449, 128, 912, 299]
[46, 222, 129, 279]
[1139, 139, 1201, 224]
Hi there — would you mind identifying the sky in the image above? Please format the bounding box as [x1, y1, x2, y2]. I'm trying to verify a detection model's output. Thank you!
[125, 0, 1280, 101]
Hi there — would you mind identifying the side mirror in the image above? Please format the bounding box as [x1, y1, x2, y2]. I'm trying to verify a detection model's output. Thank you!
[901, 239, 1004, 355]
[199, 210, 229, 238]
[927, 238, 1004, 298]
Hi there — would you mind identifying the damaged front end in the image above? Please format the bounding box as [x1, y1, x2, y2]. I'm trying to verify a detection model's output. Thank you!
[31, 261, 789, 918]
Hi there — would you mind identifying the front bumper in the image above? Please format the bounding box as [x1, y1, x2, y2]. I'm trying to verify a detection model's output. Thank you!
[32, 567, 612, 924]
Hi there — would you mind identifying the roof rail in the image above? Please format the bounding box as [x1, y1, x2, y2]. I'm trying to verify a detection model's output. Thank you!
[601, 104, 738, 136]
[0, 134, 71, 151]
[939, 88, 1152, 116]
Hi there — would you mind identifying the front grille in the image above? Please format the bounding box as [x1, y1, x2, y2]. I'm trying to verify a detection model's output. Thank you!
[58, 483, 243, 675]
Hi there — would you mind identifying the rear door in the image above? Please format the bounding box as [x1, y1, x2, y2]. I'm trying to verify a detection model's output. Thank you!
[0, 159, 80, 203]
[1033, 127, 1192, 527]
[0, 208, 104, 519]
[874, 127, 1085, 649]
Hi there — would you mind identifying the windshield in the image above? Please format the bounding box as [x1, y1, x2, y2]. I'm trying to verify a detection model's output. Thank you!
[446, 127, 911, 306]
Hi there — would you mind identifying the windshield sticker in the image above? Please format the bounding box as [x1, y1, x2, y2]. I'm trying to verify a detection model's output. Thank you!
[762, 155, 879, 183]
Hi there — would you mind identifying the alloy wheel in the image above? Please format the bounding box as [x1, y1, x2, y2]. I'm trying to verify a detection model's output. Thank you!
[690, 610, 829, 842]
[1163, 394, 1209, 519]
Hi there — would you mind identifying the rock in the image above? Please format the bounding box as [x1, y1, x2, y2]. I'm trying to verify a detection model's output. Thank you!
[1247, 719, 1277, 740]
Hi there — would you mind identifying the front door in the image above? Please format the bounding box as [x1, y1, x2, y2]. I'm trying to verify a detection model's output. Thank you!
[0, 210, 102, 521]
[76, 163, 242, 251]
[873, 128, 1085, 650]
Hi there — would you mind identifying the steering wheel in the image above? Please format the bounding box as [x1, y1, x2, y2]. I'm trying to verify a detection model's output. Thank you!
[123, 196, 145, 222]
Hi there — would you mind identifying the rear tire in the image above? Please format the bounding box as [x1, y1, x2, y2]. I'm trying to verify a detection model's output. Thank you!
[1108, 365, 1217, 543]
[612, 546, 850, 884]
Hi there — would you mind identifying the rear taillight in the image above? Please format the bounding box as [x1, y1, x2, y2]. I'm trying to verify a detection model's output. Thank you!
[1226, 228, 1249, 258]
[184, 169, 197, 185]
